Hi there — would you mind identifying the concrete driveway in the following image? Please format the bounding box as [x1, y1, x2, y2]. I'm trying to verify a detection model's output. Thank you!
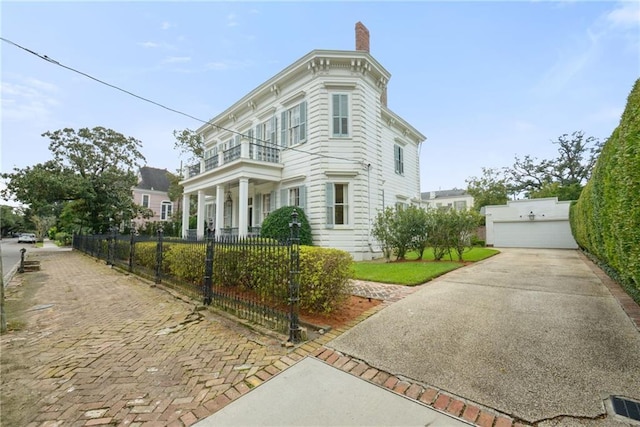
[329, 248, 640, 425]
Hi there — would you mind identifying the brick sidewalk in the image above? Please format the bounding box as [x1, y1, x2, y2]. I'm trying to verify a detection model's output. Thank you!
[1, 251, 295, 427]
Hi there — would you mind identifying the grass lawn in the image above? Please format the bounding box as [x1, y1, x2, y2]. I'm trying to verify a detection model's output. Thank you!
[353, 247, 500, 286]
[352, 261, 462, 286]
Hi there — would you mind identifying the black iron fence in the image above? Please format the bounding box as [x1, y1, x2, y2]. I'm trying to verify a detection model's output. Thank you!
[72, 212, 303, 341]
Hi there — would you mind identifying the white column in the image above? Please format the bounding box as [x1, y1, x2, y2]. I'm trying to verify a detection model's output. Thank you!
[181, 193, 190, 239]
[197, 190, 206, 239]
[238, 178, 249, 237]
[216, 185, 225, 235]
[241, 138, 250, 159]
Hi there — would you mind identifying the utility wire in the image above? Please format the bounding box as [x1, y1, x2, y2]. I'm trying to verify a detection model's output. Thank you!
[1, 37, 364, 165]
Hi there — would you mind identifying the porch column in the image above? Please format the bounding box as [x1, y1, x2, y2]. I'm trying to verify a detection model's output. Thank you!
[216, 185, 225, 235]
[181, 193, 190, 239]
[197, 190, 206, 239]
[238, 178, 249, 237]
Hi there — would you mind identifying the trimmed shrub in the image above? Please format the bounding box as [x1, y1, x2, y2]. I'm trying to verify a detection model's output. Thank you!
[54, 232, 72, 246]
[298, 246, 353, 314]
[570, 78, 640, 300]
[260, 206, 313, 245]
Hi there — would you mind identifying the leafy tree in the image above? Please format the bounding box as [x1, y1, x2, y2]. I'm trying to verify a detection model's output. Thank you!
[260, 206, 312, 245]
[465, 167, 510, 211]
[371, 207, 396, 261]
[0, 205, 23, 236]
[448, 209, 482, 261]
[505, 131, 602, 200]
[173, 128, 204, 165]
[1, 127, 145, 233]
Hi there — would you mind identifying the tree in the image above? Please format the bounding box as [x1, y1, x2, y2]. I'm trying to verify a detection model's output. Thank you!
[371, 207, 396, 261]
[0, 205, 23, 236]
[465, 167, 510, 211]
[1, 127, 145, 233]
[506, 131, 602, 200]
[173, 129, 204, 165]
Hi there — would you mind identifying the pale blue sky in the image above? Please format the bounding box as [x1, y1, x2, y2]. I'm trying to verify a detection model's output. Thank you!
[1, 1, 638, 195]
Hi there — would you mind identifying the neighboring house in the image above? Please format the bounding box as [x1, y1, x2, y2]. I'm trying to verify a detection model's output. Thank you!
[421, 189, 473, 211]
[132, 166, 174, 225]
[483, 197, 577, 249]
[179, 22, 426, 261]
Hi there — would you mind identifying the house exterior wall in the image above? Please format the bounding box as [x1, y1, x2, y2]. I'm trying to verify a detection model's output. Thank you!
[422, 194, 474, 210]
[179, 49, 425, 261]
[132, 188, 174, 223]
[484, 198, 577, 249]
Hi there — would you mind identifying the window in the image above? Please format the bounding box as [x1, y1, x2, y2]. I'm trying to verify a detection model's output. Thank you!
[141, 194, 150, 208]
[326, 183, 348, 226]
[454, 201, 467, 211]
[161, 201, 173, 220]
[256, 117, 277, 146]
[332, 94, 349, 137]
[280, 186, 306, 209]
[281, 101, 307, 147]
[394, 145, 404, 175]
[262, 193, 271, 221]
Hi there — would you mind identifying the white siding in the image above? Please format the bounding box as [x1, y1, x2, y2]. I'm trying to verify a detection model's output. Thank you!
[180, 50, 425, 260]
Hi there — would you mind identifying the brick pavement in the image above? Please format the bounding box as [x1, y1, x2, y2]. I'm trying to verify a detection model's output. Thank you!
[349, 279, 420, 303]
[1, 251, 296, 427]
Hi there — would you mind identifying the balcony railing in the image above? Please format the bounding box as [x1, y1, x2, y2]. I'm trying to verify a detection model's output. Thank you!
[186, 142, 280, 179]
[204, 155, 219, 171]
[188, 164, 201, 178]
[250, 143, 280, 163]
[223, 145, 241, 163]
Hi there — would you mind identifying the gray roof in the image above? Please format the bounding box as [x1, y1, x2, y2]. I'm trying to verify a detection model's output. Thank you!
[136, 167, 171, 192]
[421, 189, 468, 200]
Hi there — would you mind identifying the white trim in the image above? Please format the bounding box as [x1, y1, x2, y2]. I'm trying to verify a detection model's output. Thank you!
[281, 90, 307, 107]
[323, 82, 357, 90]
[324, 170, 359, 178]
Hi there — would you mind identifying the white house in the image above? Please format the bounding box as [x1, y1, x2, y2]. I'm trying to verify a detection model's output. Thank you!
[179, 23, 426, 261]
[483, 197, 578, 249]
[421, 189, 473, 211]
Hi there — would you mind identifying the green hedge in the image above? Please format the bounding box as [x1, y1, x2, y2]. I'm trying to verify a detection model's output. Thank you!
[570, 78, 640, 300]
[260, 206, 313, 245]
[132, 240, 352, 313]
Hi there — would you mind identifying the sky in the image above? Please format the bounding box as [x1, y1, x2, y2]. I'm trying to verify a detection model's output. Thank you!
[1, 1, 639, 200]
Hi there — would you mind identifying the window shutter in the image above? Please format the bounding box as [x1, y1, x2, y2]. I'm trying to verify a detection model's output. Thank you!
[255, 193, 262, 224]
[299, 101, 307, 143]
[270, 117, 277, 146]
[270, 190, 277, 212]
[394, 145, 399, 173]
[281, 111, 288, 147]
[247, 128, 254, 142]
[255, 124, 262, 143]
[299, 185, 306, 210]
[325, 182, 334, 227]
[280, 188, 288, 207]
[235, 134, 241, 146]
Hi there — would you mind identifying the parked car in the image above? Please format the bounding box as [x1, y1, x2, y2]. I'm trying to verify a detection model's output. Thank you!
[18, 233, 37, 244]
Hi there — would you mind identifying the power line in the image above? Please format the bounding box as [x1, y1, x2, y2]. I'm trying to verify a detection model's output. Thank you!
[1, 37, 363, 165]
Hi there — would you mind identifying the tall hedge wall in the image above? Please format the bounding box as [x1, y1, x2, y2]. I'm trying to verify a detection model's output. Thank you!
[570, 78, 640, 298]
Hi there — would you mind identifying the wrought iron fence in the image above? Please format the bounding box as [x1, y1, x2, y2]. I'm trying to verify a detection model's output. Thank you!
[72, 211, 302, 341]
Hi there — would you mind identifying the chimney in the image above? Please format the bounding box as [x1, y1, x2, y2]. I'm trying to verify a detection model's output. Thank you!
[355, 22, 370, 52]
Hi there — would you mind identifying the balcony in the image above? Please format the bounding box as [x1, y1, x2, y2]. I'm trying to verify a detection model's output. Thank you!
[186, 142, 280, 179]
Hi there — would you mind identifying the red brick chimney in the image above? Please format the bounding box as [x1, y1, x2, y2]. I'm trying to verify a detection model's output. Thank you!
[355, 22, 370, 52]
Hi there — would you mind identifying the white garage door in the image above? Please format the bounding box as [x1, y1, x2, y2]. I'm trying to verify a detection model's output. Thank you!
[493, 220, 577, 249]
